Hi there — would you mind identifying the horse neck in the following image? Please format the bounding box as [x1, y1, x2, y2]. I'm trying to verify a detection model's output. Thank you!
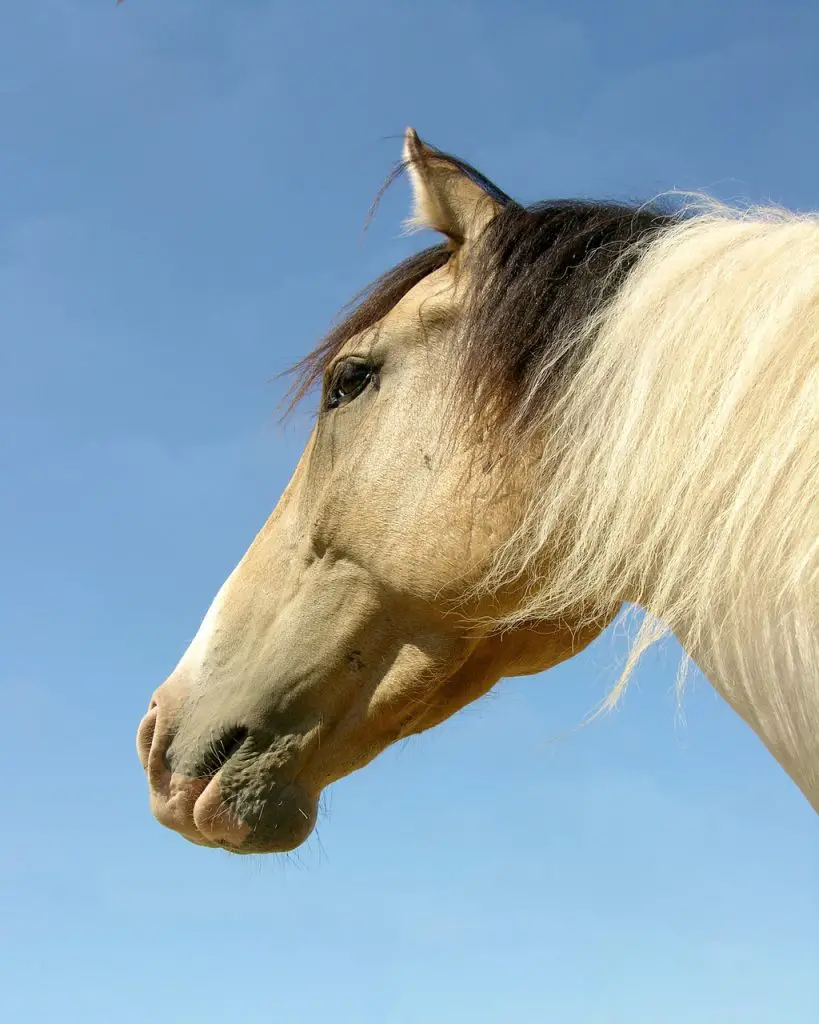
[613, 212, 819, 811]
[681, 609, 819, 813]
[514, 208, 819, 810]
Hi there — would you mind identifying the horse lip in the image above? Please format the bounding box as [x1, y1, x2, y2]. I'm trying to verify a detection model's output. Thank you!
[191, 774, 252, 848]
[148, 756, 318, 853]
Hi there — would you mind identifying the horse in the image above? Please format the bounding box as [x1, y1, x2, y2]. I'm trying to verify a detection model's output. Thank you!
[137, 129, 818, 854]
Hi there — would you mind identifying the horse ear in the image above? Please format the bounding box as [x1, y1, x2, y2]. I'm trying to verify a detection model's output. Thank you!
[403, 128, 504, 245]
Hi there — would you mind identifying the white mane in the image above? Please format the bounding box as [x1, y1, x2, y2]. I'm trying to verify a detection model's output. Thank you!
[488, 199, 819, 806]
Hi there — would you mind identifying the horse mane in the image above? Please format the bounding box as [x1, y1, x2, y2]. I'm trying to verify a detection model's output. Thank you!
[289, 152, 819, 783]
[491, 203, 818, 716]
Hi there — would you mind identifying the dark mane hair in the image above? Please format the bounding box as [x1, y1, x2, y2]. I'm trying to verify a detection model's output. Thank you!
[288, 148, 676, 429]
[457, 198, 674, 430]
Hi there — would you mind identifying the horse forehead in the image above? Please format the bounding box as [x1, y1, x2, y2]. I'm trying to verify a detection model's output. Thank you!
[349, 266, 458, 355]
[395, 265, 457, 327]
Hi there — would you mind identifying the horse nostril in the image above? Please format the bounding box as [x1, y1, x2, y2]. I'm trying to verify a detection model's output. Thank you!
[197, 726, 249, 779]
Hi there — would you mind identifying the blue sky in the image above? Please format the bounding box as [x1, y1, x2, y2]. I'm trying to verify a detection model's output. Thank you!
[1, 1, 817, 1021]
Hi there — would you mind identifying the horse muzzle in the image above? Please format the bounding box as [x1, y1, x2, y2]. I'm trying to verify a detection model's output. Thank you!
[136, 680, 319, 854]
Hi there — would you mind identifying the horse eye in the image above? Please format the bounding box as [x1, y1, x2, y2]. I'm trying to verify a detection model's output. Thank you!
[326, 360, 375, 410]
